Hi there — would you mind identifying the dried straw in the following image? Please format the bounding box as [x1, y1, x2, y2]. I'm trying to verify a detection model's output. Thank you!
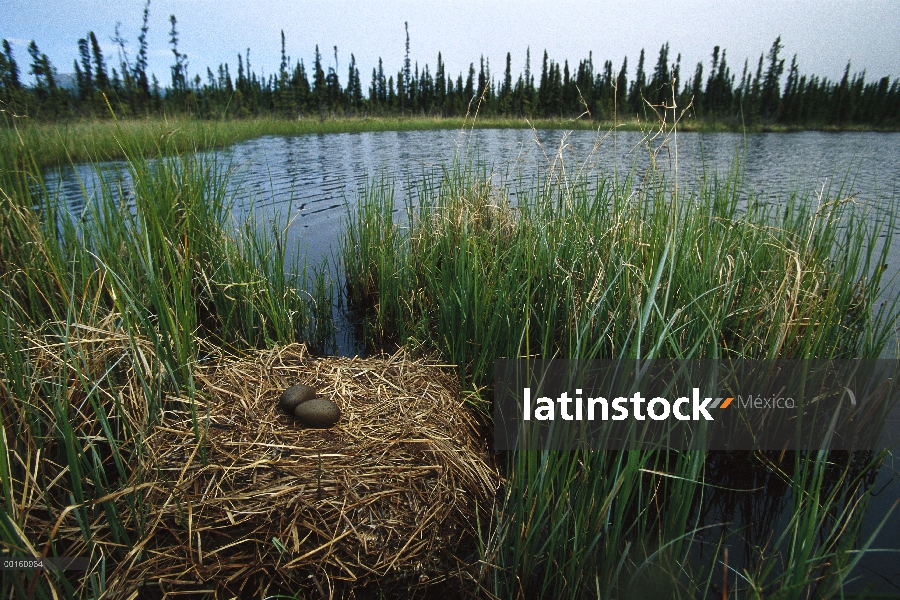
[104, 343, 499, 597]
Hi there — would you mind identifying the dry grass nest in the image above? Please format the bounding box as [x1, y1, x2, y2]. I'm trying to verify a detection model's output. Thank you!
[136, 344, 498, 597]
[6, 334, 499, 598]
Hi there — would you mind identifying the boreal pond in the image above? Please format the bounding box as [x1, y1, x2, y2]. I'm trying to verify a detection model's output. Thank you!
[45, 128, 900, 592]
[46, 129, 900, 353]
[48, 128, 900, 273]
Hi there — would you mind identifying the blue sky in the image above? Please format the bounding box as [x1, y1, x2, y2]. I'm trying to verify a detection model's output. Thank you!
[3, 0, 899, 89]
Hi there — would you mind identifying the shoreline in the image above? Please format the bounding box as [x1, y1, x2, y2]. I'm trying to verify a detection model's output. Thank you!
[4, 115, 899, 171]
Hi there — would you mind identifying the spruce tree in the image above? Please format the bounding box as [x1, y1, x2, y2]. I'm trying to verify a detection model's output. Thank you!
[169, 15, 188, 95]
[435, 52, 446, 108]
[27, 40, 58, 115]
[752, 54, 764, 111]
[134, 0, 151, 99]
[420, 63, 433, 112]
[89, 32, 108, 92]
[672, 53, 682, 103]
[718, 50, 734, 115]
[224, 63, 233, 93]
[833, 62, 852, 124]
[291, 59, 310, 112]
[524, 47, 532, 95]
[575, 55, 594, 113]
[77, 38, 93, 100]
[74, 59, 85, 102]
[615, 56, 628, 115]
[27, 41, 54, 91]
[411, 62, 418, 109]
[595, 59, 614, 118]
[705, 46, 719, 109]
[0, 44, 12, 100]
[513, 74, 525, 115]
[280, 31, 288, 88]
[396, 68, 405, 112]
[2, 40, 21, 90]
[538, 50, 549, 113]
[348, 53, 361, 110]
[4, 21, 893, 125]
[448, 73, 458, 113]
[649, 42, 670, 106]
[403, 22, 411, 111]
[628, 49, 646, 116]
[705, 47, 733, 116]
[478, 56, 486, 99]
[690, 62, 703, 115]
[326, 46, 341, 109]
[581, 59, 594, 113]
[782, 55, 799, 122]
[760, 37, 784, 120]
[276, 31, 289, 114]
[377, 58, 386, 104]
[503, 53, 512, 103]
[312, 45, 326, 111]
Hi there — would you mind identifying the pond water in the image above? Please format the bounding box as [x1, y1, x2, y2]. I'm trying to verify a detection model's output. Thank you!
[46, 129, 900, 354]
[47, 128, 900, 269]
[44, 128, 900, 592]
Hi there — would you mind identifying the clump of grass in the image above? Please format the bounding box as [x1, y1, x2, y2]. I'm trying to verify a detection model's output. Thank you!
[343, 152, 896, 377]
[340, 130, 899, 597]
[0, 116, 332, 596]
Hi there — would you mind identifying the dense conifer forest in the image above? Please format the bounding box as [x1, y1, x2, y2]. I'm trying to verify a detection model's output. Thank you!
[1, 6, 898, 128]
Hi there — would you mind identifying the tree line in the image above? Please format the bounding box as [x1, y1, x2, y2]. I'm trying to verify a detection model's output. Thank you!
[1, 8, 898, 128]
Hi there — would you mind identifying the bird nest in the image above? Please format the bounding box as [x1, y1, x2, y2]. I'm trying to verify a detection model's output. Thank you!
[104, 343, 498, 597]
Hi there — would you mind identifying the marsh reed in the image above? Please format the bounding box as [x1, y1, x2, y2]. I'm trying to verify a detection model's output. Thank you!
[2, 106, 898, 597]
[341, 125, 900, 597]
[0, 116, 333, 597]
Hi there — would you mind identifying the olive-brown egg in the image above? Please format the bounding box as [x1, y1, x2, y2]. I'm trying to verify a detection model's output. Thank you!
[294, 398, 341, 428]
[279, 384, 316, 415]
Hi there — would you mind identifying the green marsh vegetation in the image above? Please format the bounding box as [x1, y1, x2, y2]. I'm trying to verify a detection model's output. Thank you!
[0, 95, 899, 597]
[341, 120, 900, 596]
[7, 112, 889, 180]
[0, 114, 649, 171]
[0, 115, 333, 597]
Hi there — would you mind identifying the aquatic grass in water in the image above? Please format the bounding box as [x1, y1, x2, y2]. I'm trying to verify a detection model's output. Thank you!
[0, 118, 333, 597]
[340, 135, 900, 597]
[343, 154, 897, 371]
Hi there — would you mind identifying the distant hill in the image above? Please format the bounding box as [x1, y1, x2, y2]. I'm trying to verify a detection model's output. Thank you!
[55, 72, 77, 91]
